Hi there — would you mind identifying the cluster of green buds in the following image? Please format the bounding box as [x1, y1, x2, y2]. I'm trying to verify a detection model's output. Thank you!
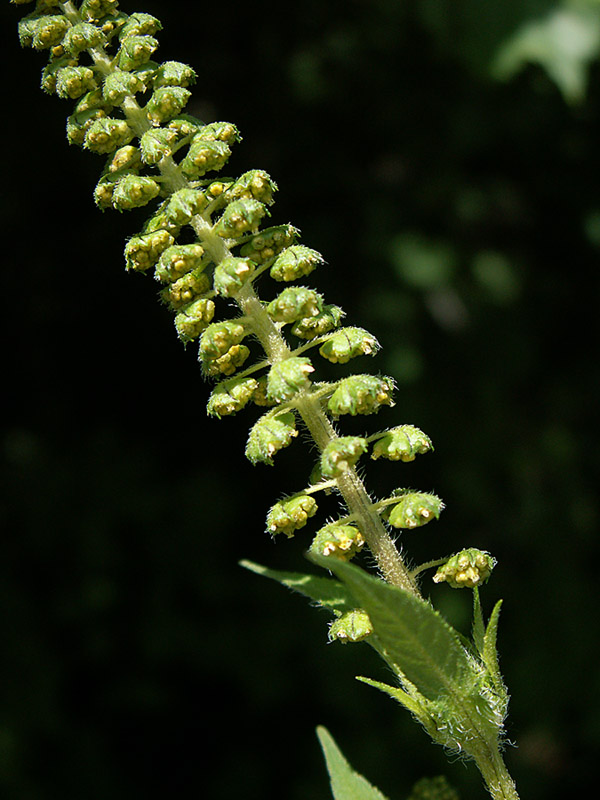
[12, 0, 494, 603]
[433, 549, 496, 589]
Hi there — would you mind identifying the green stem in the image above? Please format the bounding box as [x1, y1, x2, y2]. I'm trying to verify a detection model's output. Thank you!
[473, 746, 520, 800]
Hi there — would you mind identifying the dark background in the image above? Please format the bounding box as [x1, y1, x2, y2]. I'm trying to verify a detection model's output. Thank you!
[2, 1, 599, 798]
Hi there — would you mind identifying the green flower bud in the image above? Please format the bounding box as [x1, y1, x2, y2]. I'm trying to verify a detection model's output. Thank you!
[166, 114, 205, 139]
[117, 34, 158, 71]
[291, 304, 344, 340]
[130, 60, 159, 90]
[204, 344, 250, 376]
[146, 86, 192, 125]
[266, 494, 318, 537]
[310, 523, 365, 561]
[80, 0, 120, 21]
[41, 55, 78, 95]
[106, 144, 142, 174]
[20, 15, 71, 50]
[174, 297, 215, 342]
[97, 12, 129, 39]
[432, 549, 495, 589]
[224, 170, 277, 206]
[387, 491, 444, 529]
[180, 136, 230, 179]
[93, 173, 119, 209]
[206, 377, 259, 418]
[267, 287, 323, 324]
[73, 87, 112, 115]
[327, 375, 395, 418]
[240, 224, 299, 264]
[139, 127, 178, 164]
[266, 357, 314, 403]
[56, 66, 97, 99]
[319, 327, 379, 364]
[213, 257, 255, 298]
[199, 320, 247, 361]
[118, 12, 162, 39]
[62, 21, 104, 55]
[154, 244, 205, 283]
[66, 107, 107, 147]
[371, 425, 433, 462]
[269, 244, 324, 282]
[160, 269, 210, 309]
[124, 229, 175, 272]
[321, 436, 368, 478]
[328, 609, 373, 643]
[111, 174, 160, 211]
[214, 198, 267, 238]
[197, 121, 241, 145]
[153, 61, 197, 88]
[250, 376, 276, 407]
[102, 68, 144, 104]
[84, 117, 135, 154]
[245, 411, 298, 466]
[163, 187, 207, 226]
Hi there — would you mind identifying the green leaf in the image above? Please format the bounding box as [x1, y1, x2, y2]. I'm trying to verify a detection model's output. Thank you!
[483, 600, 505, 692]
[316, 726, 389, 800]
[472, 586, 485, 657]
[240, 560, 356, 615]
[356, 676, 431, 724]
[311, 557, 474, 701]
[493, 4, 600, 103]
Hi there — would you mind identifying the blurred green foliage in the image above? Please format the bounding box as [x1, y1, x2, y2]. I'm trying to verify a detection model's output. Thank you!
[2, 1, 599, 799]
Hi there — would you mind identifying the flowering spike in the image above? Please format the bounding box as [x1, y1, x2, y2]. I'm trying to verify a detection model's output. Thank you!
[321, 436, 368, 478]
[266, 494, 318, 537]
[433, 549, 496, 589]
[245, 411, 298, 466]
[371, 425, 433, 462]
[319, 327, 379, 364]
[387, 491, 444, 529]
[327, 374, 394, 418]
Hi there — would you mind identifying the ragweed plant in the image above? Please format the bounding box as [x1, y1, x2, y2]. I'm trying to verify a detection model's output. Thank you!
[11, 1, 520, 798]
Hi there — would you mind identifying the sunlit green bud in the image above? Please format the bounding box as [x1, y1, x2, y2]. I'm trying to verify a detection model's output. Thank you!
[73, 87, 111, 114]
[205, 344, 250, 376]
[174, 297, 215, 342]
[111, 174, 160, 211]
[269, 244, 324, 282]
[124, 229, 174, 272]
[56, 66, 97, 99]
[371, 425, 433, 462]
[251, 376, 276, 407]
[118, 12, 162, 39]
[207, 377, 259, 419]
[198, 121, 241, 145]
[41, 55, 77, 95]
[98, 13, 129, 38]
[321, 436, 368, 478]
[160, 269, 210, 309]
[107, 144, 142, 174]
[93, 173, 119, 209]
[62, 22, 104, 55]
[266, 357, 314, 403]
[155, 244, 205, 283]
[139, 127, 178, 164]
[66, 107, 107, 146]
[80, 0, 119, 21]
[433, 549, 495, 589]
[310, 523, 365, 561]
[146, 86, 191, 125]
[328, 375, 394, 418]
[319, 327, 379, 364]
[102, 68, 143, 104]
[245, 411, 298, 466]
[163, 188, 207, 227]
[240, 224, 299, 264]
[153, 60, 197, 88]
[84, 117, 134, 154]
[199, 320, 246, 361]
[224, 170, 277, 205]
[267, 287, 323, 325]
[291, 304, 344, 340]
[143, 204, 181, 237]
[20, 14, 71, 50]
[130, 60, 159, 90]
[117, 34, 158, 71]
[387, 492, 444, 529]
[180, 136, 230, 179]
[213, 257, 255, 298]
[328, 609, 373, 643]
[266, 494, 318, 537]
[215, 198, 267, 238]
[167, 114, 205, 138]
